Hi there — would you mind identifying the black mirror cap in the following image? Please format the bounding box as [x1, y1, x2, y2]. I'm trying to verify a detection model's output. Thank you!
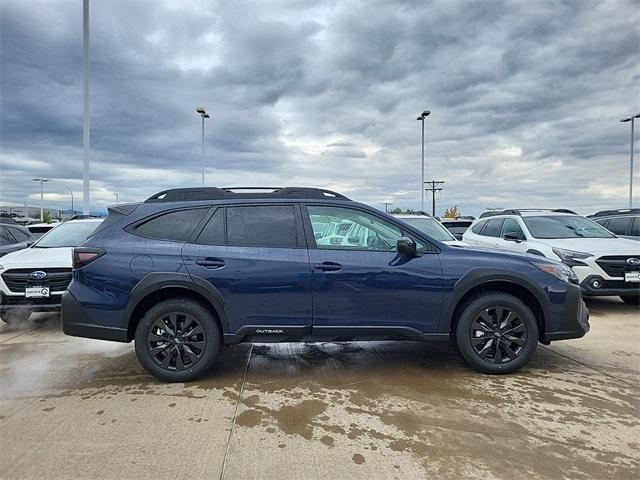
[397, 236, 419, 256]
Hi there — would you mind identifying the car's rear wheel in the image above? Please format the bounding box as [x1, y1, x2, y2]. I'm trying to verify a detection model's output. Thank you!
[620, 295, 640, 306]
[455, 292, 538, 374]
[0, 310, 31, 325]
[135, 298, 221, 382]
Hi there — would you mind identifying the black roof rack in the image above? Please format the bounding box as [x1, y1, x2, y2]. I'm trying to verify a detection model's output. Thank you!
[145, 187, 351, 203]
[588, 208, 640, 218]
[479, 208, 578, 219]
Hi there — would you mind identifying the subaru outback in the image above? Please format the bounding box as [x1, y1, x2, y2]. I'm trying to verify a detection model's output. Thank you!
[62, 187, 589, 382]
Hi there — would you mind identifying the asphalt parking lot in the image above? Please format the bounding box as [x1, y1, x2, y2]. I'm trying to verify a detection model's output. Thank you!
[0, 297, 638, 480]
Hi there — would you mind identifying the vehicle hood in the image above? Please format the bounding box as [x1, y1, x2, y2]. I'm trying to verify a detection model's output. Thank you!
[0, 247, 73, 269]
[537, 237, 640, 255]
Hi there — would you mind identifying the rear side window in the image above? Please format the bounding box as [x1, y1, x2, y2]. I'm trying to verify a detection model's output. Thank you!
[631, 218, 640, 236]
[471, 221, 486, 234]
[226, 206, 299, 248]
[135, 208, 207, 242]
[605, 217, 631, 235]
[482, 219, 505, 237]
[0, 227, 13, 245]
[501, 218, 525, 240]
[196, 208, 225, 245]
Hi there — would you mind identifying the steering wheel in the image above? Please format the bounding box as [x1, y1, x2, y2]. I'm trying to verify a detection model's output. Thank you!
[367, 235, 392, 250]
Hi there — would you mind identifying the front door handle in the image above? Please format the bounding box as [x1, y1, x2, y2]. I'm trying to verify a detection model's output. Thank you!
[314, 262, 342, 272]
[195, 258, 225, 269]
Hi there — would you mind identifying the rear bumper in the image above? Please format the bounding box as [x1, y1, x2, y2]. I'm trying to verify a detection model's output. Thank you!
[542, 282, 590, 343]
[62, 291, 129, 342]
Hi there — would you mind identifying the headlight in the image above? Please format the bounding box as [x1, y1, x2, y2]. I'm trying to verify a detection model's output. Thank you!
[551, 247, 592, 267]
[533, 261, 579, 284]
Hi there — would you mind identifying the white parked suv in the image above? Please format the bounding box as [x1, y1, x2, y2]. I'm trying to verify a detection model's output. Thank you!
[393, 213, 466, 246]
[0, 219, 102, 324]
[462, 209, 640, 305]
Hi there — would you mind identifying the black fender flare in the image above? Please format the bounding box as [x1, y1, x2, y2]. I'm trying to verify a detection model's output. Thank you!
[123, 272, 229, 333]
[442, 267, 548, 333]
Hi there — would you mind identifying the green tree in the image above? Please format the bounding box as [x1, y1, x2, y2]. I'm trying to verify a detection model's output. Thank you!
[42, 211, 51, 224]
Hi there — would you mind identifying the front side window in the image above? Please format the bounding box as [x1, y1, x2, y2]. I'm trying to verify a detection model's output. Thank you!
[309, 206, 414, 251]
[501, 218, 525, 240]
[135, 209, 207, 242]
[226, 205, 298, 248]
[631, 218, 640, 236]
[523, 215, 615, 239]
[604, 217, 631, 235]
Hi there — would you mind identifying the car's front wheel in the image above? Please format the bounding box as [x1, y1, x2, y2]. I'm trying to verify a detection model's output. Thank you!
[455, 292, 539, 374]
[0, 309, 31, 325]
[620, 295, 640, 306]
[135, 298, 221, 382]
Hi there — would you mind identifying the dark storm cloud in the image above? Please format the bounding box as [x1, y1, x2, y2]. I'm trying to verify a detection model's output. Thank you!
[1, 0, 638, 215]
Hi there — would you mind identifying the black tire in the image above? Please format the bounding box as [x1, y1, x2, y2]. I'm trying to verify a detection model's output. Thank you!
[620, 295, 640, 306]
[0, 310, 32, 325]
[455, 292, 538, 374]
[134, 298, 221, 382]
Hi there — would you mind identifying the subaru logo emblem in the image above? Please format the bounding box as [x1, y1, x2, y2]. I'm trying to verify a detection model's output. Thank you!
[627, 258, 640, 267]
[29, 271, 47, 280]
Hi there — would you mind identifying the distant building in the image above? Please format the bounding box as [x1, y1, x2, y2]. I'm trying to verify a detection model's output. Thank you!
[0, 201, 62, 220]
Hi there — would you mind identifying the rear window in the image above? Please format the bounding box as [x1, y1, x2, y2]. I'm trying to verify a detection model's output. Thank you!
[7, 227, 30, 242]
[135, 208, 207, 242]
[226, 206, 298, 248]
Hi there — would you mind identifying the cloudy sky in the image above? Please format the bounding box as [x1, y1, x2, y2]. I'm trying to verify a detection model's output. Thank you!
[1, 0, 638, 216]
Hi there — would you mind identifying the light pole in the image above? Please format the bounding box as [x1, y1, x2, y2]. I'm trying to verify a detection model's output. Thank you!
[621, 113, 640, 208]
[83, 0, 91, 215]
[416, 110, 431, 210]
[32, 178, 51, 222]
[196, 107, 211, 185]
[64, 186, 74, 215]
[113, 193, 119, 205]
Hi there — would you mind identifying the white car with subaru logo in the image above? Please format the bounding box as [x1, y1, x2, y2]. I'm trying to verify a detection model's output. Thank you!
[462, 209, 640, 305]
[0, 219, 102, 324]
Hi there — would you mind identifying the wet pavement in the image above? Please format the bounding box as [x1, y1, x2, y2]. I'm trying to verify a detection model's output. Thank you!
[0, 297, 638, 479]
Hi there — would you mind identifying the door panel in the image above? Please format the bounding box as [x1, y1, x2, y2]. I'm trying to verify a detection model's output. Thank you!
[183, 245, 312, 332]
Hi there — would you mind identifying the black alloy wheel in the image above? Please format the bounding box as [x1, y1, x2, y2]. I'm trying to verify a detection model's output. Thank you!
[470, 307, 527, 364]
[147, 312, 207, 371]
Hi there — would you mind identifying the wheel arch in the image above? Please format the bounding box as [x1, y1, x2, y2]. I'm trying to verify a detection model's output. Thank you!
[446, 272, 547, 342]
[124, 272, 228, 341]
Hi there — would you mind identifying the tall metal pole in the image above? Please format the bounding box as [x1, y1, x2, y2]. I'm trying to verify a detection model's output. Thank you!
[421, 118, 425, 211]
[630, 117, 635, 208]
[621, 113, 640, 209]
[201, 115, 205, 186]
[64, 186, 74, 215]
[32, 179, 51, 221]
[82, 0, 90, 215]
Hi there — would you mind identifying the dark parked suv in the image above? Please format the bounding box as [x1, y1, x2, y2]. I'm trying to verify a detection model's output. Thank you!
[63, 187, 589, 382]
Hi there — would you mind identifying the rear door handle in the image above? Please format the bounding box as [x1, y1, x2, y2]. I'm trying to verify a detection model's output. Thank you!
[195, 258, 225, 269]
[314, 262, 342, 272]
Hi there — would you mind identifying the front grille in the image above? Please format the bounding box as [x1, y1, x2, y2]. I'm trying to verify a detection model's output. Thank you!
[1, 268, 72, 293]
[596, 256, 640, 277]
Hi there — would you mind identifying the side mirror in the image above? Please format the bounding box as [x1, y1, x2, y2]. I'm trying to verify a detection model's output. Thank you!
[503, 233, 524, 242]
[397, 237, 419, 256]
[26, 240, 35, 247]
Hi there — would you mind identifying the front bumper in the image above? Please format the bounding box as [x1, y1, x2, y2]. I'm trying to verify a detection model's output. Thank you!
[62, 291, 129, 342]
[0, 292, 63, 313]
[579, 275, 640, 297]
[542, 282, 590, 343]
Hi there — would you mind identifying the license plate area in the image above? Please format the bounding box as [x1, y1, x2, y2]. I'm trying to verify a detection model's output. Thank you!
[25, 286, 50, 298]
[624, 272, 640, 282]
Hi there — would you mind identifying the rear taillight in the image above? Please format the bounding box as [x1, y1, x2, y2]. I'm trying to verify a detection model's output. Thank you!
[73, 247, 105, 270]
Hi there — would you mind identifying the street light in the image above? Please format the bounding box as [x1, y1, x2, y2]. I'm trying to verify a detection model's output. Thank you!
[620, 113, 640, 208]
[113, 193, 119, 205]
[83, 0, 91, 215]
[416, 110, 431, 210]
[196, 107, 211, 186]
[64, 186, 74, 215]
[32, 178, 51, 222]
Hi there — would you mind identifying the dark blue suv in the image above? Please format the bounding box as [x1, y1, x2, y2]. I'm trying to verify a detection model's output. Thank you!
[62, 187, 589, 382]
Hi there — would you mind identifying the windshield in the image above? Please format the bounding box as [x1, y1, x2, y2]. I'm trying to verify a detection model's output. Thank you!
[523, 215, 615, 239]
[399, 217, 455, 241]
[34, 221, 101, 248]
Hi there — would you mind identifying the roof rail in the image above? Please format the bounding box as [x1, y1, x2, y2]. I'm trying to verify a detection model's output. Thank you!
[479, 208, 577, 218]
[588, 208, 640, 218]
[145, 187, 351, 203]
